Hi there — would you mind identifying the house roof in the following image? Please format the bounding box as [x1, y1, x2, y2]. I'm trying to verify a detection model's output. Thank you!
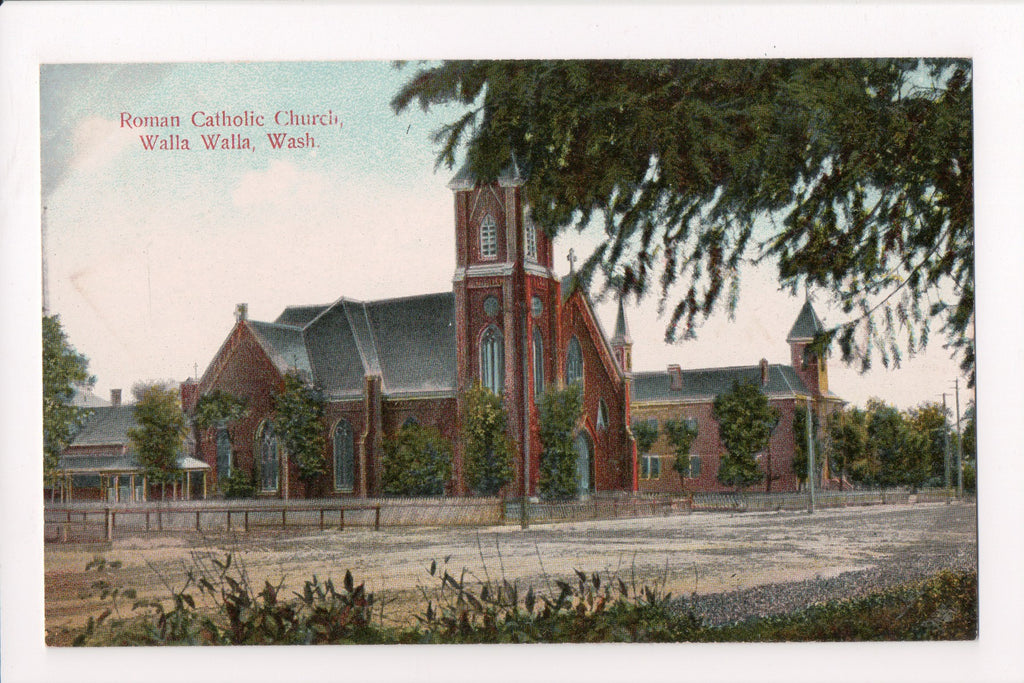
[249, 292, 457, 398]
[71, 385, 110, 408]
[68, 405, 135, 447]
[631, 363, 813, 403]
[59, 453, 209, 473]
[787, 300, 826, 342]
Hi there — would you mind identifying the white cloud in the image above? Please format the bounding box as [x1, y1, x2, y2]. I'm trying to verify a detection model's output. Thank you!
[231, 159, 326, 208]
[70, 116, 137, 173]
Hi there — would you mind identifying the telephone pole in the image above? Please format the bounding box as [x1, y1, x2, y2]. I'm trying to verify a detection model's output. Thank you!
[954, 378, 964, 498]
[806, 395, 815, 513]
[942, 392, 951, 503]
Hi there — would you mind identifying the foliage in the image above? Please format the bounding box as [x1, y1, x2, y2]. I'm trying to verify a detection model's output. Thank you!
[394, 59, 974, 381]
[664, 419, 698, 478]
[129, 382, 186, 487]
[460, 383, 514, 495]
[220, 468, 258, 499]
[65, 553, 975, 646]
[42, 314, 93, 487]
[906, 401, 952, 484]
[192, 390, 249, 432]
[709, 570, 977, 642]
[382, 423, 453, 496]
[791, 404, 821, 487]
[630, 420, 658, 455]
[273, 372, 327, 493]
[712, 381, 778, 490]
[70, 553, 386, 646]
[866, 399, 930, 489]
[537, 384, 584, 500]
[827, 407, 869, 486]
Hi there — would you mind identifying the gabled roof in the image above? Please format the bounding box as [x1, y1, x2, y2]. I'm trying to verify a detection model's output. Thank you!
[787, 300, 826, 342]
[631, 364, 812, 404]
[246, 292, 458, 399]
[71, 385, 110, 408]
[68, 405, 135, 447]
[248, 320, 314, 379]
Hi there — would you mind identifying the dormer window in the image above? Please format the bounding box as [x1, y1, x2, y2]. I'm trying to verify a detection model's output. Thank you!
[525, 212, 538, 261]
[480, 215, 498, 259]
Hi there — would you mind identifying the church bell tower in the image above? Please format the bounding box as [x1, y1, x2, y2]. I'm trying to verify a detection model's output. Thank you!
[449, 160, 560, 496]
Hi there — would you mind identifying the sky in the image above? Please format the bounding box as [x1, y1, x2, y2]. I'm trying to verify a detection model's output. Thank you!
[39, 60, 974, 411]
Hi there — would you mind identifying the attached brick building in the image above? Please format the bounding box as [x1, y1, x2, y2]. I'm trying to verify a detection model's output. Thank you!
[628, 300, 844, 493]
[191, 163, 636, 499]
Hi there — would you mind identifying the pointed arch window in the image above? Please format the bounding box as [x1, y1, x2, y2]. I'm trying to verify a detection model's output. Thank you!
[532, 327, 544, 399]
[480, 215, 498, 259]
[257, 421, 279, 492]
[480, 325, 504, 395]
[566, 336, 584, 387]
[525, 212, 538, 261]
[333, 419, 355, 492]
[596, 399, 609, 430]
[216, 427, 232, 480]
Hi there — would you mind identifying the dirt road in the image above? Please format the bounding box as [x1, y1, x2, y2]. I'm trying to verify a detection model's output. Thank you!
[45, 501, 977, 637]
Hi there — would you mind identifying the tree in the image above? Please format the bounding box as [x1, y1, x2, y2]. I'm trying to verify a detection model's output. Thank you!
[791, 404, 821, 489]
[865, 399, 930, 489]
[42, 315, 93, 493]
[537, 384, 584, 500]
[712, 381, 779, 490]
[381, 422, 453, 496]
[827, 407, 868, 487]
[193, 390, 251, 496]
[129, 382, 186, 498]
[906, 401, 952, 484]
[461, 383, 515, 496]
[394, 59, 973, 381]
[664, 418, 698, 480]
[273, 372, 327, 498]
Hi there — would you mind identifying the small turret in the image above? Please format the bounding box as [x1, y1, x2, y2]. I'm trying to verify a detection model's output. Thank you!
[610, 297, 633, 373]
[787, 300, 828, 396]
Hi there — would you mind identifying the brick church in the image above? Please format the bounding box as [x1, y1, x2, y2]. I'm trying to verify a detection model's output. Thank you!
[188, 162, 636, 499]
[186, 165, 840, 500]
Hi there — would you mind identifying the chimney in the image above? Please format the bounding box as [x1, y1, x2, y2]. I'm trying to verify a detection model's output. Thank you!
[668, 364, 683, 391]
[760, 358, 770, 387]
[235, 303, 248, 322]
[110, 388, 122, 407]
[180, 378, 198, 414]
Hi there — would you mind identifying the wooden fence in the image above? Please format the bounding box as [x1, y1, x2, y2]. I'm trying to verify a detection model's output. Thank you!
[43, 488, 961, 543]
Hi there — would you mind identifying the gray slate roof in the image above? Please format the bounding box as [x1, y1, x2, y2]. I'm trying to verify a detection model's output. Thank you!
[257, 292, 457, 399]
[69, 405, 135, 447]
[631, 364, 812, 403]
[787, 300, 826, 341]
[59, 453, 208, 473]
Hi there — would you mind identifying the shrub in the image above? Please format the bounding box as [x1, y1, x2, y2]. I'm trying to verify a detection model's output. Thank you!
[537, 384, 584, 500]
[382, 423, 453, 496]
[273, 372, 327, 495]
[461, 384, 514, 496]
[220, 468, 257, 499]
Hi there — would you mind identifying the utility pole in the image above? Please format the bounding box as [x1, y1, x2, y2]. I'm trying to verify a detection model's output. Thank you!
[942, 392, 951, 503]
[954, 378, 964, 498]
[806, 395, 815, 513]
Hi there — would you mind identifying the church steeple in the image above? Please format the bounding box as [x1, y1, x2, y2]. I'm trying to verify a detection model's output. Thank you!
[610, 297, 633, 373]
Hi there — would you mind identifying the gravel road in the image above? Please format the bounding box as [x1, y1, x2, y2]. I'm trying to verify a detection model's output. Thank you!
[45, 500, 977, 634]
